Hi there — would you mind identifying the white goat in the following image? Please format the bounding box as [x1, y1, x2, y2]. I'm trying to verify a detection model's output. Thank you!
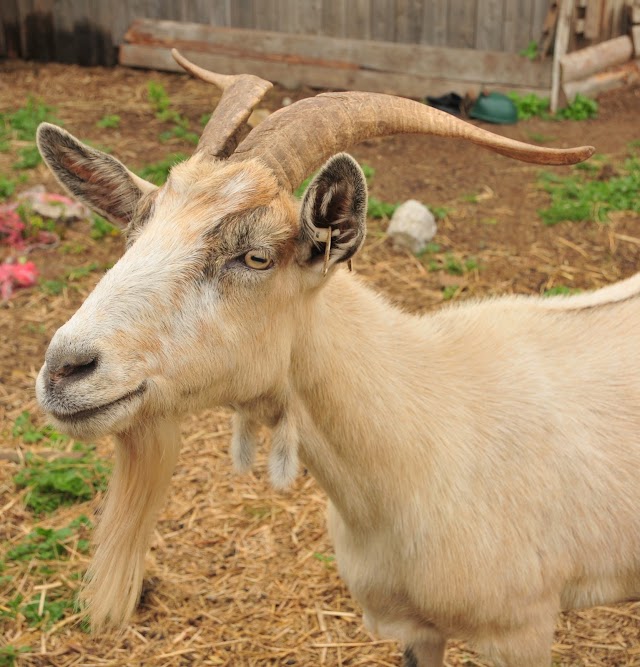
[34, 51, 639, 667]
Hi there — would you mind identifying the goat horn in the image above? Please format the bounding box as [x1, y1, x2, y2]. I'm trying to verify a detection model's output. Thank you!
[171, 49, 272, 159]
[230, 93, 595, 191]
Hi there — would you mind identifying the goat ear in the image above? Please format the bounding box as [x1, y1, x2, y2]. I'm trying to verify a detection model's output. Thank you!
[36, 123, 157, 227]
[298, 153, 367, 271]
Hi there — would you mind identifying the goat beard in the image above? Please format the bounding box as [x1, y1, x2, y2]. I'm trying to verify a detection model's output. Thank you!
[80, 418, 181, 631]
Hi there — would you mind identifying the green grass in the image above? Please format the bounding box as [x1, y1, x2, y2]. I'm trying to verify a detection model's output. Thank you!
[507, 92, 598, 122]
[96, 114, 121, 129]
[90, 214, 120, 240]
[0, 97, 59, 143]
[148, 81, 199, 145]
[12, 411, 67, 445]
[543, 285, 581, 297]
[538, 156, 640, 225]
[0, 176, 17, 199]
[6, 517, 91, 562]
[137, 153, 189, 185]
[40, 279, 66, 296]
[0, 644, 28, 666]
[442, 285, 459, 300]
[519, 40, 538, 60]
[367, 197, 398, 219]
[12, 418, 110, 514]
[12, 145, 41, 170]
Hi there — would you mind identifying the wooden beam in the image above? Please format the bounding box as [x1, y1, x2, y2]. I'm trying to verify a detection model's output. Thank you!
[560, 35, 633, 82]
[563, 60, 640, 99]
[551, 0, 573, 112]
[119, 43, 552, 98]
[121, 19, 552, 93]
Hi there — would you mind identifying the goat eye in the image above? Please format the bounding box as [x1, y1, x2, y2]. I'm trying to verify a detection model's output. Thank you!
[243, 251, 273, 270]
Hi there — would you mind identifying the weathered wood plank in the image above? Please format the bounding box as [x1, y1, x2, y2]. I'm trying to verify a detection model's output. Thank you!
[395, 0, 423, 44]
[551, 0, 573, 112]
[370, 0, 395, 42]
[321, 0, 346, 37]
[296, 0, 322, 35]
[584, 0, 603, 40]
[475, 0, 504, 51]
[120, 42, 551, 97]
[124, 19, 552, 88]
[446, 0, 476, 49]
[345, 0, 371, 40]
[422, 0, 447, 45]
[561, 35, 633, 82]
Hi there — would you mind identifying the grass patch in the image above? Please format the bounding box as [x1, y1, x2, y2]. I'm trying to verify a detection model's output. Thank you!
[507, 92, 597, 122]
[367, 197, 398, 219]
[538, 156, 640, 225]
[0, 97, 59, 144]
[90, 214, 120, 240]
[148, 82, 199, 146]
[442, 285, 459, 300]
[543, 285, 581, 296]
[137, 153, 189, 185]
[13, 145, 41, 170]
[12, 411, 67, 445]
[12, 417, 110, 514]
[6, 517, 91, 562]
[40, 279, 66, 296]
[96, 114, 121, 129]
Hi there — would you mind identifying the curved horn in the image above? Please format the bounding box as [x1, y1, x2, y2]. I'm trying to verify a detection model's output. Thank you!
[171, 49, 272, 159]
[230, 92, 595, 191]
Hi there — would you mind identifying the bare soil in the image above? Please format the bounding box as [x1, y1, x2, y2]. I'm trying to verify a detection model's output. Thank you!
[1, 60, 639, 666]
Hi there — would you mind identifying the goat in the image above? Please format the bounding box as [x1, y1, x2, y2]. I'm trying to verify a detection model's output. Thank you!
[34, 50, 640, 667]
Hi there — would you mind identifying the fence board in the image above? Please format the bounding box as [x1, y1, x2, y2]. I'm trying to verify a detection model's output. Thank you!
[121, 42, 550, 98]
[422, 0, 448, 45]
[370, 0, 395, 42]
[475, 0, 504, 51]
[447, 0, 476, 49]
[122, 20, 552, 92]
[345, 0, 371, 40]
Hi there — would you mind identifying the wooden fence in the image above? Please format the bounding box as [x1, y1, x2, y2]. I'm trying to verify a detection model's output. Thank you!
[1, 0, 553, 66]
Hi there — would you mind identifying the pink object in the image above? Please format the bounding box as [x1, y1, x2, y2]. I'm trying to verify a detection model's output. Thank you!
[0, 204, 26, 249]
[0, 260, 38, 300]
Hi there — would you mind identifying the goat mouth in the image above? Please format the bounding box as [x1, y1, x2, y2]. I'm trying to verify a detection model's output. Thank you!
[49, 383, 148, 422]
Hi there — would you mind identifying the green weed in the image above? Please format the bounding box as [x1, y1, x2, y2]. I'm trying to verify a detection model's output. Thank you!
[148, 82, 199, 146]
[13, 145, 41, 170]
[543, 285, 580, 296]
[507, 92, 597, 122]
[431, 206, 449, 221]
[66, 262, 101, 281]
[313, 552, 335, 566]
[519, 40, 538, 60]
[527, 132, 556, 144]
[14, 446, 109, 514]
[442, 285, 459, 300]
[96, 114, 121, 129]
[538, 156, 640, 224]
[0, 176, 17, 199]
[90, 214, 119, 240]
[137, 153, 189, 185]
[12, 411, 67, 445]
[40, 279, 66, 296]
[368, 197, 398, 219]
[6, 517, 91, 562]
[0, 645, 28, 666]
[0, 97, 59, 143]
[556, 94, 598, 121]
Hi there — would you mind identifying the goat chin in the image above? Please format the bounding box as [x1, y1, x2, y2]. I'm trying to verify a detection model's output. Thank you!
[80, 419, 181, 630]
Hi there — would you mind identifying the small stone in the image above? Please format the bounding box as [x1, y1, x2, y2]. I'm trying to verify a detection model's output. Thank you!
[282, 96, 293, 107]
[387, 200, 437, 254]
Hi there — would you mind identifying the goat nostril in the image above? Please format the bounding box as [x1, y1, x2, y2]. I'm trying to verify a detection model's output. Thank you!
[48, 354, 99, 385]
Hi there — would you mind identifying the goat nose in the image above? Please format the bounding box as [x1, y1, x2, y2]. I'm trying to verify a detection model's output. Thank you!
[46, 347, 99, 385]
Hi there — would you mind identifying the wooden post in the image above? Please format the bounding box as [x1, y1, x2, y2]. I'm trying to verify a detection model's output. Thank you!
[551, 0, 574, 112]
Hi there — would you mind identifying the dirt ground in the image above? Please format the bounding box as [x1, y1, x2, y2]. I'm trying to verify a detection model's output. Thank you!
[0, 60, 639, 666]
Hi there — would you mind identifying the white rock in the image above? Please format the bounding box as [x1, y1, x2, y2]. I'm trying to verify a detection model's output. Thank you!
[387, 200, 437, 254]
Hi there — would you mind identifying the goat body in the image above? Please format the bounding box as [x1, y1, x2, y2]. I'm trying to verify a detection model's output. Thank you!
[33, 54, 639, 667]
